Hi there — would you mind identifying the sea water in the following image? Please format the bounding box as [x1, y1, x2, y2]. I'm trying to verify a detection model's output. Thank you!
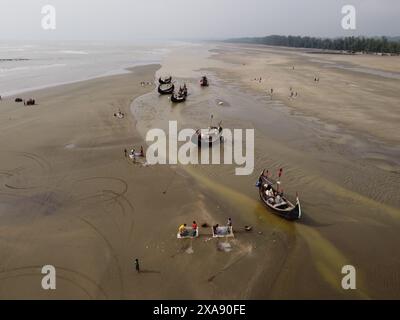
[0, 41, 183, 97]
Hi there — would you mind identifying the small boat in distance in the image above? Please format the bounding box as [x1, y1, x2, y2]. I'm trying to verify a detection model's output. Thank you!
[158, 83, 174, 95]
[25, 99, 36, 106]
[200, 76, 209, 87]
[256, 169, 301, 221]
[159, 76, 172, 84]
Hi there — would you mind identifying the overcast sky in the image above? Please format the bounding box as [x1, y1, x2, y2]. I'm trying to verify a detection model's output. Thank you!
[1, 0, 399, 42]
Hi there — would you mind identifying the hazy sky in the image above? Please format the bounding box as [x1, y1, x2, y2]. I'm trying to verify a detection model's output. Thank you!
[1, 0, 399, 42]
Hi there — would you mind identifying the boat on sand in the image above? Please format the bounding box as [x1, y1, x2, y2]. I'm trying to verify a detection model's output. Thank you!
[159, 76, 172, 84]
[158, 83, 174, 95]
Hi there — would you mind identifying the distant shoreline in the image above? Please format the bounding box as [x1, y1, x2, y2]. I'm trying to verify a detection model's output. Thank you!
[225, 35, 400, 56]
[0, 58, 30, 61]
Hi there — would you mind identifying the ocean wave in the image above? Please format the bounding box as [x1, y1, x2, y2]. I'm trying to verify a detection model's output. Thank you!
[0, 63, 66, 74]
[58, 50, 89, 55]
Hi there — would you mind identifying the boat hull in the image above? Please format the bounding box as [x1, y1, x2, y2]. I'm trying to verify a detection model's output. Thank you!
[257, 175, 301, 221]
[200, 76, 209, 87]
[159, 77, 172, 85]
[171, 94, 186, 103]
[158, 84, 174, 95]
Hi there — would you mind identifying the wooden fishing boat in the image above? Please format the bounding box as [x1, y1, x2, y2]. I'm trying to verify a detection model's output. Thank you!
[256, 169, 301, 220]
[158, 83, 174, 95]
[171, 92, 187, 103]
[159, 76, 172, 84]
[200, 76, 209, 87]
[193, 123, 223, 147]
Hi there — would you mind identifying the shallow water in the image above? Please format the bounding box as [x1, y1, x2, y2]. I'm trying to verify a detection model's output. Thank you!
[0, 41, 180, 96]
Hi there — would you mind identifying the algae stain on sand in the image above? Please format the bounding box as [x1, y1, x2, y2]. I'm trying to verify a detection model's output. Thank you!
[184, 166, 370, 298]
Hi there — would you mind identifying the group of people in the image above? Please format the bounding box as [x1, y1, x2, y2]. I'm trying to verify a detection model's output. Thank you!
[265, 184, 286, 207]
[124, 146, 145, 160]
[177, 84, 188, 97]
[13, 97, 35, 105]
[114, 110, 125, 119]
[178, 218, 233, 237]
[178, 221, 198, 237]
[212, 218, 233, 236]
[25, 99, 36, 106]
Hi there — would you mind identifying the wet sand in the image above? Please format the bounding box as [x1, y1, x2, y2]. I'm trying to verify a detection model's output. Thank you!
[0, 44, 400, 299]
[0, 64, 204, 299]
[134, 43, 400, 299]
[0, 62, 295, 299]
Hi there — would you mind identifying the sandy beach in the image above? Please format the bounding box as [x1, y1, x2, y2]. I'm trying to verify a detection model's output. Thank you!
[0, 43, 399, 299]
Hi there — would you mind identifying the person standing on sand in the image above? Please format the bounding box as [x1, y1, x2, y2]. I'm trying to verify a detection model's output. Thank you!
[213, 224, 219, 235]
[124, 149, 127, 158]
[134, 259, 140, 273]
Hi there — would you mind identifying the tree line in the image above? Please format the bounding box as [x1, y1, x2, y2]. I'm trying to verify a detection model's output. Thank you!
[226, 35, 400, 54]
